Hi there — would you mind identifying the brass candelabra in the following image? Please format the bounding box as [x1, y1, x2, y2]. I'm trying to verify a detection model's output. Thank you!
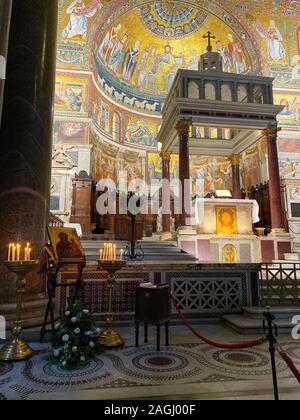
[97, 260, 127, 347]
[0, 260, 40, 361]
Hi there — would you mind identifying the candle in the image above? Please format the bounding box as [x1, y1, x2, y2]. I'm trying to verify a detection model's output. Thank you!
[100, 249, 103, 261]
[114, 244, 116, 261]
[12, 244, 16, 262]
[120, 249, 123, 261]
[28, 248, 31, 261]
[8, 244, 12, 261]
[17, 244, 21, 261]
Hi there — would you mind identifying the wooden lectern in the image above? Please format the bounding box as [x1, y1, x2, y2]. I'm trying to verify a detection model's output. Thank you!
[135, 285, 171, 352]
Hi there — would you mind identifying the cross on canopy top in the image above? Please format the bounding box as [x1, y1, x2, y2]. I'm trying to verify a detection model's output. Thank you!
[203, 31, 216, 52]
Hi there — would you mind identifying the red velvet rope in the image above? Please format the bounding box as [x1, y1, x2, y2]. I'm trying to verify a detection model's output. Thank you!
[279, 351, 300, 384]
[171, 294, 266, 350]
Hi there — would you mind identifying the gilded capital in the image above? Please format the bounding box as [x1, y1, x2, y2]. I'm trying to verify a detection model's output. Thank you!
[160, 151, 172, 161]
[175, 120, 191, 136]
[229, 154, 241, 166]
[263, 127, 281, 140]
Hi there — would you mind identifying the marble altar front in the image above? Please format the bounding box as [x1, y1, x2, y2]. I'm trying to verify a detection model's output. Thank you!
[178, 199, 261, 264]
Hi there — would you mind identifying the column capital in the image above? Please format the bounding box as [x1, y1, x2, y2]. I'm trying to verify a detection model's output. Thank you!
[263, 127, 281, 140]
[175, 120, 191, 136]
[229, 154, 241, 166]
[160, 151, 172, 161]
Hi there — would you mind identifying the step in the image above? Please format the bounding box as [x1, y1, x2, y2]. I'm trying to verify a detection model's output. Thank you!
[243, 306, 300, 320]
[223, 314, 295, 335]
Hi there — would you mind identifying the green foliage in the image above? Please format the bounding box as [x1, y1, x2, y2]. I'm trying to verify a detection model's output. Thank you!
[49, 299, 103, 370]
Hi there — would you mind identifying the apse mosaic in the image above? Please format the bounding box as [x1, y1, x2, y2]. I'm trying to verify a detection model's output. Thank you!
[139, 3, 208, 40]
[54, 0, 300, 161]
[92, 4, 258, 114]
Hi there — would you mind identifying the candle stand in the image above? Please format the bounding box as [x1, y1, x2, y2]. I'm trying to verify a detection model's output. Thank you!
[0, 260, 40, 361]
[97, 260, 127, 348]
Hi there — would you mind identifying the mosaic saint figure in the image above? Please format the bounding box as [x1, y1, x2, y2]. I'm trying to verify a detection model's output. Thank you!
[156, 45, 177, 94]
[122, 41, 141, 82]
[188, 50, 199, 71]
[216, 41, 232, 73]
[99, 24, 122, 62]
[137, 45, 159, 93]
[63, 0, 100, 40]
[227, 34, 247, 74]
[256, 20, 285, 61]
[108, 34, 129, 72]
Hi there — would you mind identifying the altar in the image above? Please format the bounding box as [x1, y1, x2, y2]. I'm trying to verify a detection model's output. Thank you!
[178, 198, 261, 264]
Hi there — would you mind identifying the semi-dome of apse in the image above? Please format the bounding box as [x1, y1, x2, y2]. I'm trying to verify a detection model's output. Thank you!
[89, 0, 262, 116]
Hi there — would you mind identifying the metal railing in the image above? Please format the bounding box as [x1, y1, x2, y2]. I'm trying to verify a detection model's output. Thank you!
[259, 263, 300, 307]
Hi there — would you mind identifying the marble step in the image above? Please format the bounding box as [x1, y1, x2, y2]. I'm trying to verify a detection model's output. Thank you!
[82, 240, 197, 262]
[222, 314, 295, 335]
[243, 306, 300, 320]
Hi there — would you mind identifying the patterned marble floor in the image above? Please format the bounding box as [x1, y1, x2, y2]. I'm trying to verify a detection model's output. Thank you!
[0, 326, 300, 400]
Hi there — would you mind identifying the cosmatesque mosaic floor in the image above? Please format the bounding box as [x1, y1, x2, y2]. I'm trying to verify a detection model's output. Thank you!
[0, 326, 300, 400]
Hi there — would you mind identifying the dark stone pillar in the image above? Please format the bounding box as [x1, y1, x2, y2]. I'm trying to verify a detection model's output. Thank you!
[160, 152, 171, 234]
[0, 0, 58, 328]
[176, 120, 191, 227]
[229, 155, 242, 199]
[263, 128, 285, 232]
[0, 0, 12, 125]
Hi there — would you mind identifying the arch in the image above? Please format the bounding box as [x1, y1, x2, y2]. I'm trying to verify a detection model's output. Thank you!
[237, 84, 248, 103]
[205, 82, 216, 100]
[188, 81, 200, 99]
[221, 83, 233, 101]
[254, 85, 264, 104]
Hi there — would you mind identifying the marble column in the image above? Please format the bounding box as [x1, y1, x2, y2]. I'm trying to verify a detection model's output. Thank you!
[160, 151, 171, 234]
[176, 120, 191, 227]
[0, 0, 58, 328]
[0, 0, 12, 125]
[263, 128, 285, 232]
[229, 154, 242, 199]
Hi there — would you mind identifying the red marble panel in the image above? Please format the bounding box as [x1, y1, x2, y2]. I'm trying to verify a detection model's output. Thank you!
[278, 242, 292, 260]
[261, 240, 275, 263]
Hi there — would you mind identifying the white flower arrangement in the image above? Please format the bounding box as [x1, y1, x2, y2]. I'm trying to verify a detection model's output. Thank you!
[53, 349, 60, 358]
[50, 300, 102, 370]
